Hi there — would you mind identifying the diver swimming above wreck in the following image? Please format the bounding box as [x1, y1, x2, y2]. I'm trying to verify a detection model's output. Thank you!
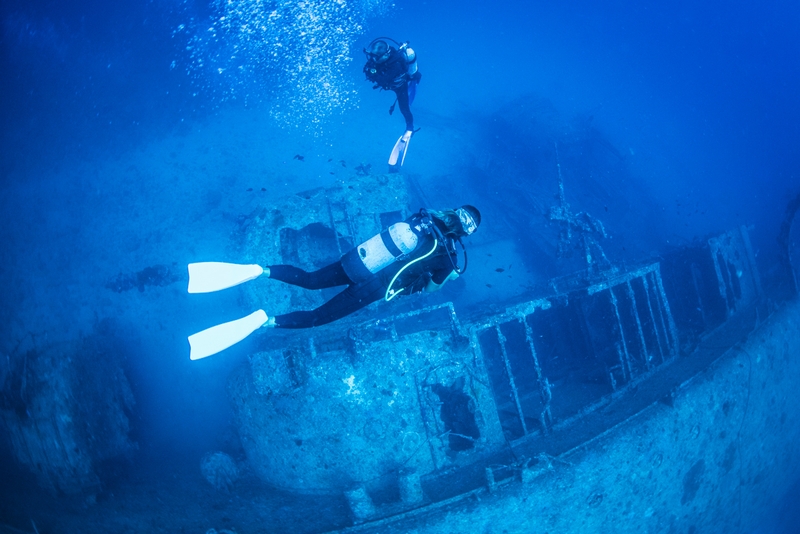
[186, 206, 481, 360]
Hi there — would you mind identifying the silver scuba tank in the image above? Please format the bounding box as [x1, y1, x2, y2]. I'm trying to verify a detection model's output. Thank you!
[341, 220, 425, 283]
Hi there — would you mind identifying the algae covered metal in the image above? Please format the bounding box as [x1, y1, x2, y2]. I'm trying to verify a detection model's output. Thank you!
[219, 170, 769, 528]
[0, 330, 136, 497]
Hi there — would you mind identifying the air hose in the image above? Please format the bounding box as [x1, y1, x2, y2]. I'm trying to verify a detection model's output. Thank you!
[385, 237, 438, 301]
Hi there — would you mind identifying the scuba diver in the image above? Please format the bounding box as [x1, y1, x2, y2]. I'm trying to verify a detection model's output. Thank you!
[187, 206, 481, 360]
[363, 37, 421, 172]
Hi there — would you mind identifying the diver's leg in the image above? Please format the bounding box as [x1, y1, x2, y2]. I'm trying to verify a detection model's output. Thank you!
[273, 277, 384, 329]
[268, 261, 351, 290]
[394, 85, 414, 131]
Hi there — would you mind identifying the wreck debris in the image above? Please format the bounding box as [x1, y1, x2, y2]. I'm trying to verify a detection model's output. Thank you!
[662, 225, 762, 347]
[200, 451, 239, 493]
[345, 485, 376, 523]
[219, 170, 765, 525]
[709, 227, 762, 317]
[398, 470, 424, 505]
[0, 330, 136, 495]
[777, 191, 800, 294]
[549, 142, 612, 273]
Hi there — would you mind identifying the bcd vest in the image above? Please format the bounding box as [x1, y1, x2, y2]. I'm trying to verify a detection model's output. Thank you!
[364, 50, 408, 90]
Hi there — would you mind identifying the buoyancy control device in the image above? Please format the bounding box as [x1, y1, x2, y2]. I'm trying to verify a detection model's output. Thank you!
[342, 213, 433, 283]
[364, 37, 414, 91]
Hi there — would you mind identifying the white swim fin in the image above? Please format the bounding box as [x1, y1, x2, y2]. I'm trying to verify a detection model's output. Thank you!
[188, 262, 264, 293]
[388, 130, 413, 173]
[188, 310, 271, 360]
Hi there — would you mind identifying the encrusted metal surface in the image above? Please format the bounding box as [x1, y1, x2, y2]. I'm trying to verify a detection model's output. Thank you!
[226, 180, 767, 527]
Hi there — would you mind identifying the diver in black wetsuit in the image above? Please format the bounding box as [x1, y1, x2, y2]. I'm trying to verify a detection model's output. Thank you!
[267, 206, 479, 329]
[363, 38, 421, 133]
[186, 206, 480, 359]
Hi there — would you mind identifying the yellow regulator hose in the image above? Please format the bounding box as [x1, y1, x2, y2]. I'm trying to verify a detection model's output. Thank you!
[385, 237, 438, 301]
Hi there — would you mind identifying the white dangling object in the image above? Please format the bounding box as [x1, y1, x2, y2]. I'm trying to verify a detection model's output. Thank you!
[188, 262, 264, 293]
[388, 130, 413, 168]
[188, 310, 268, 360]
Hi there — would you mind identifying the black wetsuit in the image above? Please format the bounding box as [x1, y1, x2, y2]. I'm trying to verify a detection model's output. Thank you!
[394, 81, 414, 131]
[270, 217, 456, 329]
[364, 48, 419, 131]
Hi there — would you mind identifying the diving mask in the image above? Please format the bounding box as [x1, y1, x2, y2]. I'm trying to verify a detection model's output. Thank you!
[456, 207, 478, 235]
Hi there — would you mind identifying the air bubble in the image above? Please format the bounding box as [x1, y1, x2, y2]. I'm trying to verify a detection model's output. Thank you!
[173, 0, 394, 135]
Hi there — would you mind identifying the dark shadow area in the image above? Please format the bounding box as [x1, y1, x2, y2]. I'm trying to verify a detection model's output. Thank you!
[431, 377, 480, 453]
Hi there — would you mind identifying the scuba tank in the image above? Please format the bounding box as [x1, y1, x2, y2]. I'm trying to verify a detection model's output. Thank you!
[342, 209, 469, 286]
[341, 215, 433, 284]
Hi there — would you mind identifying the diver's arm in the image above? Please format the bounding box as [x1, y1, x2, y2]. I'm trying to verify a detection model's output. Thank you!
[425, 270, 458, 292]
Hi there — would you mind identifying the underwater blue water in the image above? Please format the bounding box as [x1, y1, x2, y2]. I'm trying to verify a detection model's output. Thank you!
[1, 0, 799, 532]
